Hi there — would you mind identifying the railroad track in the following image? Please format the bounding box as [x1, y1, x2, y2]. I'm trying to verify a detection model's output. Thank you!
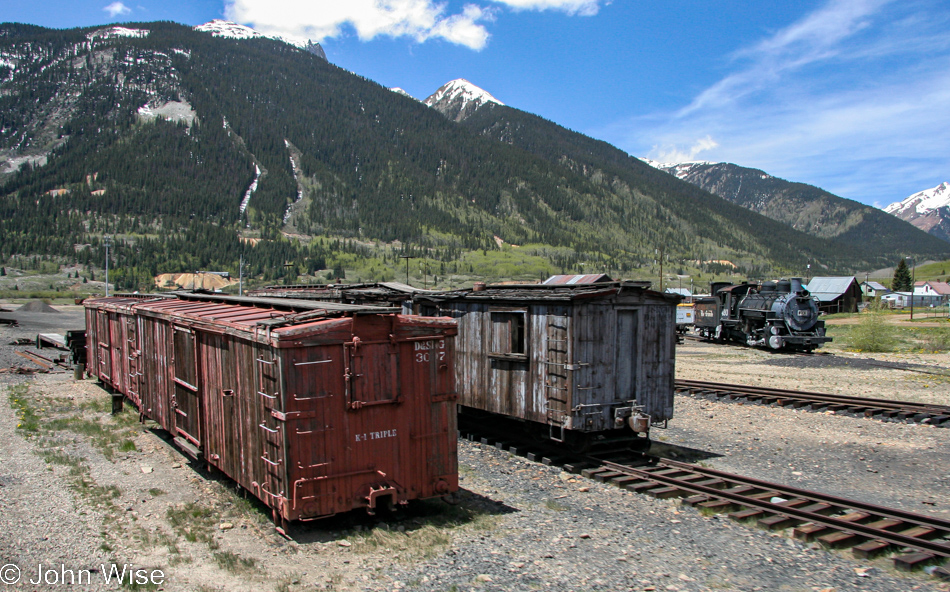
[675, 379, 950, 427]
[459, 418, 950, 580]
[580, 453, 950, 577]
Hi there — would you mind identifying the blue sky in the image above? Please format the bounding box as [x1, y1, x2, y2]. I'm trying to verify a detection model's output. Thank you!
[5, 0, 949, 208]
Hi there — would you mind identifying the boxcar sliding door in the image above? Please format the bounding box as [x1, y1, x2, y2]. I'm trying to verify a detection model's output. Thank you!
[172, 325, 201, 447]
[615, 310, 639, 403]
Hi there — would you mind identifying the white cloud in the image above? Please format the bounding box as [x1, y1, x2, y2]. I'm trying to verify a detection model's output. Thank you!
[224, 0, 493, 50]
[489, 0, 605, 16]
[653, 136, 719, 164]
[678, 0, 889, 117]
[103, 1, 131, 17]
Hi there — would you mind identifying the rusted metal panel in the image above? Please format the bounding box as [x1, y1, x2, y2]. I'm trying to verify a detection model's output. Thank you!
[84, 295, 458, 522]
[542, 274, 613, 285]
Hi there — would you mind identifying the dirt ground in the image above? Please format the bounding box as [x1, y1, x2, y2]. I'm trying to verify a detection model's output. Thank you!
[1, 303, 949, 591]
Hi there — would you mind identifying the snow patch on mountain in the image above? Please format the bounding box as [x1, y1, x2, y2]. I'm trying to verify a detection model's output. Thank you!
[137, 101, 197, 126]
[87, 27, 149, 41]
[194, 20, 326, 59]
[883, 182, 950, 216]
[639, 158, 713, 179]
[425, 79, 503, 110]
[239, 164, 262, 215]
[389, 87, 416, 100]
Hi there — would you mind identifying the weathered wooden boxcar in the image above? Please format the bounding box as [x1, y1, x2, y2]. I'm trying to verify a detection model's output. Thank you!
[411, 282, 680, 449]
[85, 293, 458, 525]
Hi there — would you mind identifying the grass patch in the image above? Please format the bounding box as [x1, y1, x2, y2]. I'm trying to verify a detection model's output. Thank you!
[9, 384, 40, 432]
[212, 550, 257, 573]
[148, 488, 166, 497]
[349, 524, 452, 561]
[44, 406, 141, 461]
[915, 327, 950, 352]
[544, 499, 569, 512]
[120, 579, 160, 591]
[166, 503, 218, 546]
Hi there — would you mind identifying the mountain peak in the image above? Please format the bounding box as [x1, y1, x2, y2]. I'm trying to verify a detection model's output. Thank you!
[882, 182, 950, 242]
[424, 79, 503, 122]
[640, 159, 717, 179]
[194, 20, 326, 59]
[884, 182, 950, 215]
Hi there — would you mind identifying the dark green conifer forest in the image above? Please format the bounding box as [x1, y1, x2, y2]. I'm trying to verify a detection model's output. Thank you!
[0, 21, 946, 291]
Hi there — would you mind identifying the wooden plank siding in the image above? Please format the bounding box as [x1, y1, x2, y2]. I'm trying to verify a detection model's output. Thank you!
[84, 295, 458, 523]
[414, 283, 678, 436]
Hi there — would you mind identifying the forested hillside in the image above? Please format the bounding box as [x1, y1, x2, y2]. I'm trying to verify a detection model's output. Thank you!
[1, 21, 944, 290]
[650, 162, 950, 252]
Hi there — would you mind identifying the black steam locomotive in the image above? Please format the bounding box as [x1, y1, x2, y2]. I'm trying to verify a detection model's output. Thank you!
[693, 278, 831, 352]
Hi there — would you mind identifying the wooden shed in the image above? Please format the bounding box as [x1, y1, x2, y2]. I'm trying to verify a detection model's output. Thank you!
[412, 282, 679, 446]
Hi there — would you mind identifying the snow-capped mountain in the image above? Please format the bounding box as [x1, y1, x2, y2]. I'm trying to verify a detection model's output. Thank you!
[883, 182, 950, 242]
[641, 159, 717, 180]
[423, 79, 503, 122]
[389, 87, 417, 100]
[641, 159, 950, 250]
[194, 20, 326, 60]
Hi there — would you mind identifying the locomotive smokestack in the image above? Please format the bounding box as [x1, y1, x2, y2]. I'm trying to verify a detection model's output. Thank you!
[791, 277, 804, 293]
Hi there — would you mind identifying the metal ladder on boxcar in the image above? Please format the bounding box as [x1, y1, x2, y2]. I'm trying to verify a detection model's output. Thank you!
[125, 316, 142, 408]
[256, 351, 286, 518]
[545, 318, 570, 442]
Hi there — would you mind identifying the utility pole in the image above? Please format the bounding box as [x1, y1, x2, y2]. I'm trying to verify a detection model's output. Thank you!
[104, 236, 112, 297]
[399, 255, 416, 286]
[906, 257, 915, 321]
[239, 253, 244, 297]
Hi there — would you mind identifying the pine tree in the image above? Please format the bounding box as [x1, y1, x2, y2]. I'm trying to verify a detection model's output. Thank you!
[892, 259, 912, 291]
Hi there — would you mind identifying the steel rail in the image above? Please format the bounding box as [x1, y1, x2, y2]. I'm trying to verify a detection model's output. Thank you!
[458, 418, 950, 575]
[675, 379, 950, 421]
[590, 455, 950, 559]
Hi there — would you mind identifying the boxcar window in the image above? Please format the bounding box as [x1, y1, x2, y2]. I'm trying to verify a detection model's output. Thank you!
[490, 311, 527, 358]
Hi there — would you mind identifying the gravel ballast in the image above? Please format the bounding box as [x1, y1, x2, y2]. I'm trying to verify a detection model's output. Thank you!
[0, 306, 948, 591]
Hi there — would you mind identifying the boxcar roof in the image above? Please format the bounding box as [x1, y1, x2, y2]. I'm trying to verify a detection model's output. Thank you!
[247, 282, 437, 302]
[166, 292, 399, 314]
[87, 293, 400, 334]
[413, 281, 676, 304]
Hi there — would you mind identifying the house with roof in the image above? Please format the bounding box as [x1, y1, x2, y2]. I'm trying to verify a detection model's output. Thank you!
[664, 287, 692, 299]
[805, 276, 862, 314]
[860, 281, 890, 298]
[914, 281, 950, 304]
[881, 291, 945, 309]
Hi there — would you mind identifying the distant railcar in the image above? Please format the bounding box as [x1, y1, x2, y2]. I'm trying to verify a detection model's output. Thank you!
[411, 282, 680, 450]
[675, 303, 695, 333]
[85, 293, 458, 526]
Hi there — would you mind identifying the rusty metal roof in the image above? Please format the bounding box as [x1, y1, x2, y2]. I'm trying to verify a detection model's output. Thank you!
[542, 274, 613, 285]
[167, 292, 398, 314]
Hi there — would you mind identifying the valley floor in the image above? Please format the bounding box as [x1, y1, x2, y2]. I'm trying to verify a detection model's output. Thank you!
[0, 308, 948, 591]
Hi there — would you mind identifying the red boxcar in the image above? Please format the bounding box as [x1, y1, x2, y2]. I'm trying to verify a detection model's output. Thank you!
[85, 293, 458, 525]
